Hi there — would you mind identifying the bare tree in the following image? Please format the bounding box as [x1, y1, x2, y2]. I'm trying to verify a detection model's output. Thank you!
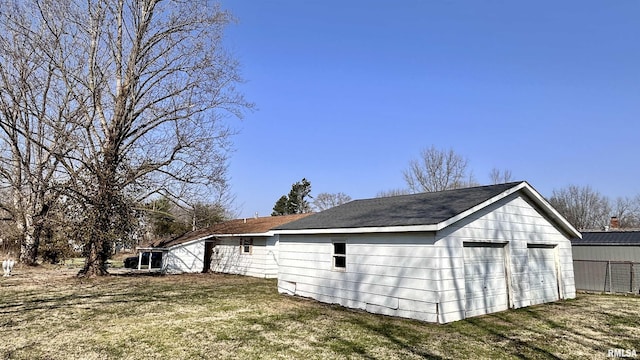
[375, 188, 411, 198]
[313, 192, 352, 211]
[0, 2, 74, 264]
[549, 185, 611, 230]
[403, 146, 472, 193]
[612, 196, 640, 228]
[20, 0, 252, 276]
[489, 168, 513, 184]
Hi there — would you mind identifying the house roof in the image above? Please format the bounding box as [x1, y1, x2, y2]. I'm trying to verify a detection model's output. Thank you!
[275, 181, 581, 238]
[150, 213, 312, 248]
[572, 231, 640, 246]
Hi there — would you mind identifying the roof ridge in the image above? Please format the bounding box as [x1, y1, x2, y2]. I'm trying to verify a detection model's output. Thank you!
[352, 181, 524, 202]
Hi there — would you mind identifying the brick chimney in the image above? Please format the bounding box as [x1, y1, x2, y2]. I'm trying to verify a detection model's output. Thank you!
[610, 216, 620, 229]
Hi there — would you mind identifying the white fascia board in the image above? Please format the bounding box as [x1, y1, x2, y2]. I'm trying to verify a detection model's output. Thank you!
[136, 247, 170, 251]
[213, 232, 274, 238]
[274, 224, 438, 235]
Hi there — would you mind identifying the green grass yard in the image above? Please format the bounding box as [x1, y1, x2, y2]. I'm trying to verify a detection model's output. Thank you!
[1, 264, 638, 359]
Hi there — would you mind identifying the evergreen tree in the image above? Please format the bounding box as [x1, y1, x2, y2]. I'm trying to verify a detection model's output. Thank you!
[272, 178, 312, 215]
[271, 196, 289, 216]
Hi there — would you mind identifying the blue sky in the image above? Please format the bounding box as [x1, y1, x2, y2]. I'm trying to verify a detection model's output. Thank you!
[221, 1, 640, 218]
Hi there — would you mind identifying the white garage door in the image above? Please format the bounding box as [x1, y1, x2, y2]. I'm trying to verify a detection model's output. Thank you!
[528, 245, 559, 305]
[463, 243, 509, 318]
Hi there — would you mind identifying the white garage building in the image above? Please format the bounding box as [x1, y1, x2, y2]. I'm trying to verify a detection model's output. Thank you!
[274, 182, 579, 323]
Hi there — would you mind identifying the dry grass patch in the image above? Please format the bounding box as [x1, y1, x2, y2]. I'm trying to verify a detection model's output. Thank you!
[1, 265, 639, 359]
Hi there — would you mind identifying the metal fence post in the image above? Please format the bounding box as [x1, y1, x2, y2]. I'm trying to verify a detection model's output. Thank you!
[607, 261, 612, 293]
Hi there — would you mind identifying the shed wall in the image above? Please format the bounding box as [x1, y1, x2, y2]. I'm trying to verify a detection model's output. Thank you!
[163, 235, 279, 277]
[436, 194, 575, 323]
[164, 241, 205, 273]
[572, 246, 640, 262]
[211, 237, 278, 278]
[277, 232, 439, 322]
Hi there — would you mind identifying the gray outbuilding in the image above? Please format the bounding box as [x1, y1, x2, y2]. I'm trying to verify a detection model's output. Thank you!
[572, 230, 640, 293]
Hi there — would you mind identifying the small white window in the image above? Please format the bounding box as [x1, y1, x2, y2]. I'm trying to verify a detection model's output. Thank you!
[240, 238, 253, 254]
[333, 242, 346, 270]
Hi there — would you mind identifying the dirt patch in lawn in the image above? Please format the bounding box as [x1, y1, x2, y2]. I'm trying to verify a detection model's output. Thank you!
[1, 265, 639, 359]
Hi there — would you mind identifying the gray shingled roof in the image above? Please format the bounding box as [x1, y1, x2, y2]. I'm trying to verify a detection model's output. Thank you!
[572, 231, 640, 246]
[276, 182, 523, 230]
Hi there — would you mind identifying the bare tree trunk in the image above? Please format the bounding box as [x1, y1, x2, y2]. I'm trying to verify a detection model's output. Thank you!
[79, 148, 120, 276]
[78, 195, 114, 277]
[80, 236, 109, 277]
[18, 216, 37, 265]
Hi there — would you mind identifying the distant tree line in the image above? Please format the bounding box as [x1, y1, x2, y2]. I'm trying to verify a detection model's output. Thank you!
[549, 185, 640, 230]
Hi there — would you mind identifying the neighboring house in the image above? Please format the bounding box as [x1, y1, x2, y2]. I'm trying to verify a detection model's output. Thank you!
[274, 182, 580, 324]
[136, 214, 311, 276]
[571, 229, 640, 293]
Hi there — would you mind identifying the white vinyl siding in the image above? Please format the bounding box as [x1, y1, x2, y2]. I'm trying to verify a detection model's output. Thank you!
[164, 241, 205, 273]
[164, 235, 279, 278]
[436, 193, 575, 322]
[278, 232, 439, 322]
[211, 237, 275, 278]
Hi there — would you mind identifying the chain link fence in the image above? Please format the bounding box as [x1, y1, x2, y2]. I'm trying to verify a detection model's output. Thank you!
[573, 260, 640, 293]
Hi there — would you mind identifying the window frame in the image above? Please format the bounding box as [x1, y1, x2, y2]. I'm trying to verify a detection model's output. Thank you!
[332, 240, 346, 271]
[240, 238, 253, 255]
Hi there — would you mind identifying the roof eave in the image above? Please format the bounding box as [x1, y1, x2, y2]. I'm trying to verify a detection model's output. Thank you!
[213, 231, 275, 237]
[518, 182, 582, 239]
[275, 224, 438, 235]
[145, 232, 278, 250]
[152, 234, 216, 250]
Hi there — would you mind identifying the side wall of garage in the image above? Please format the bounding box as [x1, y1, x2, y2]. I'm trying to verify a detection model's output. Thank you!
[436, 193, 576, 323]
[278, 232, 440, 322]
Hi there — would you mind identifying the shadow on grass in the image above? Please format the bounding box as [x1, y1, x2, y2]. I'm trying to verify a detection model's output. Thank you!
[109, 271, 166, 277]
[0, 289, 158, 314]
[240, 305, 444, 359]
[456, 314, 563, 359]
[345, 316, 444, 360]
[449, 301, 619, 358]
